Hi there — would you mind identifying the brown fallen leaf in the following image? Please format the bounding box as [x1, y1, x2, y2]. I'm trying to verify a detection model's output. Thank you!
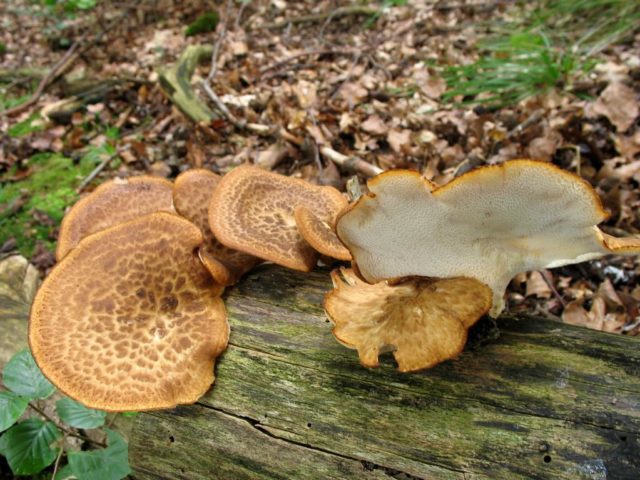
[588, 82, 639, 132]
[361, 115, 388, 136]
[525, 271, 552, 299]
[387, 129, 412, 154]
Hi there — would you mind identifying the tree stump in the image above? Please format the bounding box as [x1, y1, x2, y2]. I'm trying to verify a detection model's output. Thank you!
[129, 265, 639, 480]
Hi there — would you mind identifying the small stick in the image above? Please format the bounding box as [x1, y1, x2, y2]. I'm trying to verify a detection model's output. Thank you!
[51, 438, 66, 480]
[319, 145, 383, 177]
[256, 5, 377, 30]
[28, 402, 107, 448]
[539, 271, 566, 308]
[259, 48, 360, 76]
[76, 145, 131, 193]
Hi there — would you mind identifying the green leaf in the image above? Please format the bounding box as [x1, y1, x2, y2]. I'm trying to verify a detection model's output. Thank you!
[56, 398, 106, 429]
[0, 418, 62, 475]
[68, 429, 131, 480]
[2, 349, 55, 399]
[0, 391, 29, 432]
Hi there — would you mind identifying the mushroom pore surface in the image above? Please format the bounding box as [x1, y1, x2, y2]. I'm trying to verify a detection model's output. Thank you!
[30, 212, 228, 411]
[336, 159, 639, 316]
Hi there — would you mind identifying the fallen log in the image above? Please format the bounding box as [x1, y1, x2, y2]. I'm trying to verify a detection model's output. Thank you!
[129, 265, 640, 480]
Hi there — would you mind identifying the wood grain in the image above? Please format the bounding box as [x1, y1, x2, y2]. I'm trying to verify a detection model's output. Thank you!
[126, 265, 639, 479]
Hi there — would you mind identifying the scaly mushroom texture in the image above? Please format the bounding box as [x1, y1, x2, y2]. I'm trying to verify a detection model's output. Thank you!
[174, 169, 262, 285]
[336, 160, 640, 316]
[56, 176, 175, 261]
[30, 212, 228, 411]
[294, 206, 352, 261]
[324, 268, 492, 372]
[209, 165, 348, 271]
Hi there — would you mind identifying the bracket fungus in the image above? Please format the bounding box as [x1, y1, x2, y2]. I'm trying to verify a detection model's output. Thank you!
[324, 268, 492, 372]
[56, 176, 175, 261]
[336, 160, 640, 316]
[209, 165, 348, 271]
[30, 213, 228, 411]
[174, 168, 262, 285]
[294, 206, 352, 261]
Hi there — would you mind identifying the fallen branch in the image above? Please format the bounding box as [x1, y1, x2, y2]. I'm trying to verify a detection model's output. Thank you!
[157, 45, 219, 122]
[255, 5, 377, 30]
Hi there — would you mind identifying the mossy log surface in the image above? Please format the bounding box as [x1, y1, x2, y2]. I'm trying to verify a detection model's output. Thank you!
[130, 265, 639, 480]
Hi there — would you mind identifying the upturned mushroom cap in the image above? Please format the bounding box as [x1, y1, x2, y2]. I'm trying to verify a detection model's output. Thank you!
[173, 169, 262, 285]
[56, 176, 175, 261]
[30, 212, 228, 411]
[337, 160, 640, 316]
[209, 165, 348, 271]
[294, 206, 352, 261]
[324, 268, 492, 372]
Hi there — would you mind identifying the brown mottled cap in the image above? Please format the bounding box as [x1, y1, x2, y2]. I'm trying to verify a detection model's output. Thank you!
[173, 169, 262, 285]
[337, 159, 640, 317]
[30, 212, 228, 411]
[294, 206, 351, 261]
[324, 268, 492, 372]
[209, 165, 348, 271]
[56, 176, 175, 261]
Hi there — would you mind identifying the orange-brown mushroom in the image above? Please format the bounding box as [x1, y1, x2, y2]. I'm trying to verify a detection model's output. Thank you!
[294, 206, 351, 261]
[324, 268, 492, 372]
[30, 212, 228, 411]
[56, 176, 175, 261]
[173, 169, 262, 285]
[209, 165, 348, 271]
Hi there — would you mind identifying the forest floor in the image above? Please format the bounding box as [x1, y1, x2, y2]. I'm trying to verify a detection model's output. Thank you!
[1, 0, 640, 335]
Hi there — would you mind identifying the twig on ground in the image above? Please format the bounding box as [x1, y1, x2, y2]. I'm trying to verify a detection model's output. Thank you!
[76, 145, 131, 193]
[1, 40, 82, 117]
[319, 145, 383, 177]
[201, 82, 244, 128]
[51, 437, 66, 480]
[506, 109, 544, 139]
[259, 48, 361, 77]
[1, 7, 132, 117]
[28, 402, 107, 448]
[539, 271, 567, 308]
[206, 0, 233, 83]
[255, 5, 377, 30]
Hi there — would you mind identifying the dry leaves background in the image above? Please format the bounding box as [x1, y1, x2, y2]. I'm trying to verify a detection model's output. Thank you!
[1, 0, 639, 334]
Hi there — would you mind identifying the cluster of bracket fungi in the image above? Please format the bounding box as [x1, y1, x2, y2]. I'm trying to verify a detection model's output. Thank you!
[29, 160, 640, 411]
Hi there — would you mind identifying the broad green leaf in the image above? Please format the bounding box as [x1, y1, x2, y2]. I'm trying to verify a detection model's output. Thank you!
[68, 429, 131, 480]
[0, 391, 29, 432]
[0, 418, 62, 475]
[2, 349, 55, 399]
[56, 398, 106, 429]
[55, 463, 75, 479]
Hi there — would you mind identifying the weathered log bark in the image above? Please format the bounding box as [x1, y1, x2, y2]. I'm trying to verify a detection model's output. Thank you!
[129, 265, 640, 480]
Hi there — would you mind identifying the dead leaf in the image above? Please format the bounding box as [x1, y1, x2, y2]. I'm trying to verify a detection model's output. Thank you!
[338, 82, 368, 107]
[0, 255, 39, 369]
[361, 115, 388, 136]
[293, 80, 317, 109]
[387, 129, 412, 154]
[588, 82, 639, 132]
[525, 271, 552, 299]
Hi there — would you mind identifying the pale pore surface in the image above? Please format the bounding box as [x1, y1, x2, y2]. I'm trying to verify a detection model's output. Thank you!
[294, 206, 352, 261]
[337, 160, 639, 316]
[210, 165, 347, 271]
[324, 268, 492, 372]
[56, 176, 175, 261]
[174, 169, 262, 285]
[31, 213, 228, 411]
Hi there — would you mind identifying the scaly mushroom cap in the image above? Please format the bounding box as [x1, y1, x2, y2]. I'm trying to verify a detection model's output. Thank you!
[337, 160, 640, 316]
[56, 176, 175, 261]
[30, 212, 228, 411]
[324, 268, 492, 372]
[294, 206, 352, 261]
[173, 169, 262, 285]
[209, 165, 348, 271]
